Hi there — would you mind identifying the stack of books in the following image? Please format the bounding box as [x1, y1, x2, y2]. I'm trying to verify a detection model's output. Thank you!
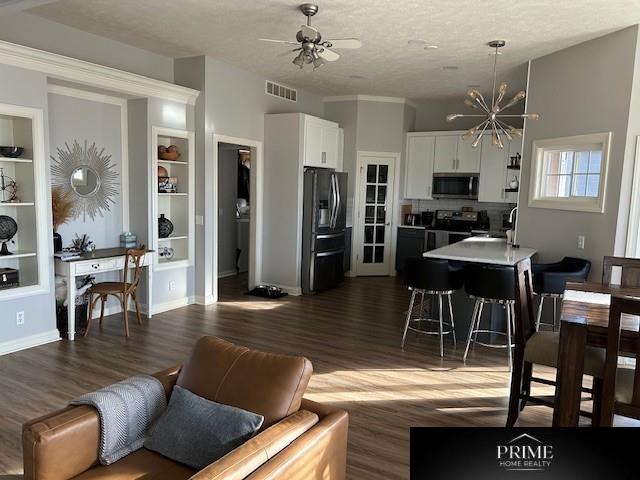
[54, 249, 82, 261]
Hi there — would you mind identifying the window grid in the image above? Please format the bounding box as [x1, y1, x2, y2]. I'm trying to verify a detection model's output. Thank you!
[543, 149, 601, 199]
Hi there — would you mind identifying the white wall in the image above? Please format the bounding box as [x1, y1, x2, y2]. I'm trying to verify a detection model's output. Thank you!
[0, 12, 174, 82]
[518, 26, 640, 279]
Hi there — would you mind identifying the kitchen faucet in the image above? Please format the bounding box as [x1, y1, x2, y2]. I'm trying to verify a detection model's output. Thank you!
[508, 206, 519, 248]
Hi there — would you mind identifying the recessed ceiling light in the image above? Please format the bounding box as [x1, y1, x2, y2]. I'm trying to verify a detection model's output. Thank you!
[349, 75, 365, 80]
[408, 39, 427, 46]
[443, 66, 459, 71]
[424, 45, 439, 50]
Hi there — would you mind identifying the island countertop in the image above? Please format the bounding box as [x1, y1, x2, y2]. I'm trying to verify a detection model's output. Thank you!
[423, 236, 537, 266]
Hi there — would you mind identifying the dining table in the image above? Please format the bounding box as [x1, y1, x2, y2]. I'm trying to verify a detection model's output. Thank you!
[553, 281, 640, 426]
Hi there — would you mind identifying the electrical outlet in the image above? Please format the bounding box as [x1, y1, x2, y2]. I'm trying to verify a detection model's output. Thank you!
[16, 311, 24, 326]
[169, 281, 176, 291]
[577, 235, 585, 249]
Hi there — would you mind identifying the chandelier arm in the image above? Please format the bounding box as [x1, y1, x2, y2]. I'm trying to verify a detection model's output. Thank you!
[491, 121, 504, 149]
[495, 120, 514, 141]
[474, 96, 491, 113]
[497, 114, 531, 117]
[452, 114, 488, 118]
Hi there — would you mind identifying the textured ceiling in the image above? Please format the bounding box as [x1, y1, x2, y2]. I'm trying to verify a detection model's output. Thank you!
[28, 0, 640, 99]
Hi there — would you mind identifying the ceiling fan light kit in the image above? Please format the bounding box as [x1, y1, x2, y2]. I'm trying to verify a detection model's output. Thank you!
[259, 4, 362, 70]
[447, 40, 540, 149]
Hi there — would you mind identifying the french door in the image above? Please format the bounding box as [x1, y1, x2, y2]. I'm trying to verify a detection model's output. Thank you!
[354, 152, 396, 275]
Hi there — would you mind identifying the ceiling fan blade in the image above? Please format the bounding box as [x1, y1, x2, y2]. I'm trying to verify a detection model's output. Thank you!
[278, 48, 302, 57]
[317, 47, 340, 62]
[259, 38, 299, 45]
[300, 24, 320, 40]
[325, 38, 362, 49]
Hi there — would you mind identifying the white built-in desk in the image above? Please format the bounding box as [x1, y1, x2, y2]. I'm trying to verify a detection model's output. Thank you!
[54, 248, 153, 340]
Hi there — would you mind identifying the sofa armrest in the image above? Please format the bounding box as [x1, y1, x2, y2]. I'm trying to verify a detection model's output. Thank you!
[245, 401, 349, 480]
[22, 365, 182, 480]
[190, 409, 319, 480]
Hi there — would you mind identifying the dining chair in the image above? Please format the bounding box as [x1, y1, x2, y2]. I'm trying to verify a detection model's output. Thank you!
[506, 258, 605, 426]
[598, 295, 640, 426]
[84, 246, 147, 338]
[602, 256, 640, 287]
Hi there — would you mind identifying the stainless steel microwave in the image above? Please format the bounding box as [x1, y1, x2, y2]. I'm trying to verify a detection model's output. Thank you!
[432, 173, 479, 199]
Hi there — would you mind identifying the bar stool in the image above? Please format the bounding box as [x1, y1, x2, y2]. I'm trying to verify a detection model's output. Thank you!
[463, 263, 516, 370]
[401, 257, 464, 357]
[532, 257, 591, 331]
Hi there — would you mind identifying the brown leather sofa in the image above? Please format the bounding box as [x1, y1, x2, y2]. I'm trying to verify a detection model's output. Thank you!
[22, 336, 348, 480]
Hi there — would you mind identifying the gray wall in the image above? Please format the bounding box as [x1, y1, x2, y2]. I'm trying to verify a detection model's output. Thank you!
[0, 13, 174, 82]
[0, 64, 55, 344]
[517, 26, 640, 280]
[48, 93, 123, 248]
[174, 55, 324, 298]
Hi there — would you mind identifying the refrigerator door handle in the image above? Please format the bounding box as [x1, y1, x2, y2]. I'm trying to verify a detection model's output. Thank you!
[335, 174, 341, 228]
[317, 232, 345, 239]
[316, 248, 345, 258]
[330, 173, 338, 229]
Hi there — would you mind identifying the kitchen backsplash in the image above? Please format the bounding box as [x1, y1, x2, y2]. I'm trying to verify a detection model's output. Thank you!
[407, 198, 516, 231]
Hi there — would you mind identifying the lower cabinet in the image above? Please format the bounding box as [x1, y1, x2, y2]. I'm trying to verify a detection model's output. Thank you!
[396, 227, 426, 274]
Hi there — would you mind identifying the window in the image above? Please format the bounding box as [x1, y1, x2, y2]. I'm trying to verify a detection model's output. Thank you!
[529, 132, 611, 213]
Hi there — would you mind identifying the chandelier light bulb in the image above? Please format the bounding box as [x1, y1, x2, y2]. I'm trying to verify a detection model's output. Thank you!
[446, 113, 461, 122]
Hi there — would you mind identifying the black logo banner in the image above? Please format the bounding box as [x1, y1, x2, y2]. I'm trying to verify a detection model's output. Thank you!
[411, 427, 638, 479]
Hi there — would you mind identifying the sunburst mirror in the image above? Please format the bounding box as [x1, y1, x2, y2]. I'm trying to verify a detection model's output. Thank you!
[51, 140, 119, 221]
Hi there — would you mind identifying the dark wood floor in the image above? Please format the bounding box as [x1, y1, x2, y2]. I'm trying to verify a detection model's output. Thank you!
[0, 275, 629, 478]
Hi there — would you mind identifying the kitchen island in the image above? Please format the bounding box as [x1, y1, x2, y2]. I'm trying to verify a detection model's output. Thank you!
[423, 236, 537, 266]
[419, 236, 537, 350]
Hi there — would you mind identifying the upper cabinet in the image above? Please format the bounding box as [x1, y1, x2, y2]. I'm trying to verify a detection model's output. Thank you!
[478, 137, 520, 203]
[434, 134, 480, 173]
[303, 116, 339, 170]
[405, 134, 435, 199]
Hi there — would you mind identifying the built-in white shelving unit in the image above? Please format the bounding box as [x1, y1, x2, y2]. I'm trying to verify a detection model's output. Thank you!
[0, 104, 48, 300]
[151, 126, 194, 270]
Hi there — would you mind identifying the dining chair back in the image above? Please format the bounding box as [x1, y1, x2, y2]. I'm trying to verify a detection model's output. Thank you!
[123, 246, 146, 292]
[599, 295, 640, 426]
[602, 256, 640, 287]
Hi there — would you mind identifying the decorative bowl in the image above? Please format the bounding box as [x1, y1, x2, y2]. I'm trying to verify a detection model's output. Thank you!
[0, 146, 24, 158]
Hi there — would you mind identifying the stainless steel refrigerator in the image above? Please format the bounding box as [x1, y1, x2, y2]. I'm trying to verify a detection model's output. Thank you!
[301, 168, 348, 294]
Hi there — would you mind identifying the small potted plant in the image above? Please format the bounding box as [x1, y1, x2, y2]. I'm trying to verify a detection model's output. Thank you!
[51, 186, 73, 252]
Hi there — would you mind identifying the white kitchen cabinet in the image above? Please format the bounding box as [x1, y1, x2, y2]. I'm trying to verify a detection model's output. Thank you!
[433, 134, 481, 173]
[433, 135, 458, 173]
[404, 134, 435, 199]
[303, 116, 339, 169]
[337, 127, 344, 172]
[478, 136, 520, 203]
[456, 136, 481, 172]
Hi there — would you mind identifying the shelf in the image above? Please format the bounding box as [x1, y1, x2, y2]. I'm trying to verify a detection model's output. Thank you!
[0, 202, 34, 207]
[0, 250, 37, 259]
[158, 235, 188, 242]
[158, 159, 188, 165]
[158, 192, 188, 196]
[504, 188, 519, 193]
[0, 157, 33, 163]
[506, 165, 521, 170]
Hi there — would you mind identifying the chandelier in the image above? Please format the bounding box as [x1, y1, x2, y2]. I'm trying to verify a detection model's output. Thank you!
[446, 40, 539, 149]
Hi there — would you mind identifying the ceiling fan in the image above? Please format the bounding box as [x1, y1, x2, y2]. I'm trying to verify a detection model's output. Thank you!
[259, 3, 362, 69]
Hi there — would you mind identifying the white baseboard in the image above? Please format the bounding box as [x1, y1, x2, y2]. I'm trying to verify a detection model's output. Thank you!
[195, 294, 216, 305]
[149, 296, 195, 315]
[218, 270, 238, 279]
[0, 329, 60, 356]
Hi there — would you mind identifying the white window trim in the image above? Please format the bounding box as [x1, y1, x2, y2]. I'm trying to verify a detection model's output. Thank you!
[528, 132, 611, 213]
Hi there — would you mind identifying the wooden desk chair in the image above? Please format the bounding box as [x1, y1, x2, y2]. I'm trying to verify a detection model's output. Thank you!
[603, 256, 640, 287]
[84, 246, 146, 338]
[598, 295, 640, 426]
[507, 258, 605, 426]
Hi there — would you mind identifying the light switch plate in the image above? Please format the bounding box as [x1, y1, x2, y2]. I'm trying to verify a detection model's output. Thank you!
[577, 235, 585, 249]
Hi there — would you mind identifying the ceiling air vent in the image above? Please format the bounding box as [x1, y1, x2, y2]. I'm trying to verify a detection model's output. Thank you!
[265, 81, 297, 102]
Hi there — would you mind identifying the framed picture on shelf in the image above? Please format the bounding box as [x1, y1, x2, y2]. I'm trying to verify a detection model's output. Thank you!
[158, 176, 178, 193]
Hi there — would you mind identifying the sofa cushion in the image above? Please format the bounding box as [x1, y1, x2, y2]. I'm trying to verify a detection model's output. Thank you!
[177, 336, 313, 428]
[144, 385, 264, 470]
[71, 447, 195, 480]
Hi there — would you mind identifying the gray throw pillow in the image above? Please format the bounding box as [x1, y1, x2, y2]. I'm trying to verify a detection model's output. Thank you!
[144, 385, 264, 470]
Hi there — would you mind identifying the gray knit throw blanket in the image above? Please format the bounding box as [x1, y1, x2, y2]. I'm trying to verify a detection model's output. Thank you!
[70, 374, 167, 465]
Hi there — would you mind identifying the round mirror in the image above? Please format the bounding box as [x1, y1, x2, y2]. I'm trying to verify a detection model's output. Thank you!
[71, 166, 100, 197]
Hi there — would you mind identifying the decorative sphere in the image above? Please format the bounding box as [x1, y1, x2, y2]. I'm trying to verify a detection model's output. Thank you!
[0, 215, 17, 241]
